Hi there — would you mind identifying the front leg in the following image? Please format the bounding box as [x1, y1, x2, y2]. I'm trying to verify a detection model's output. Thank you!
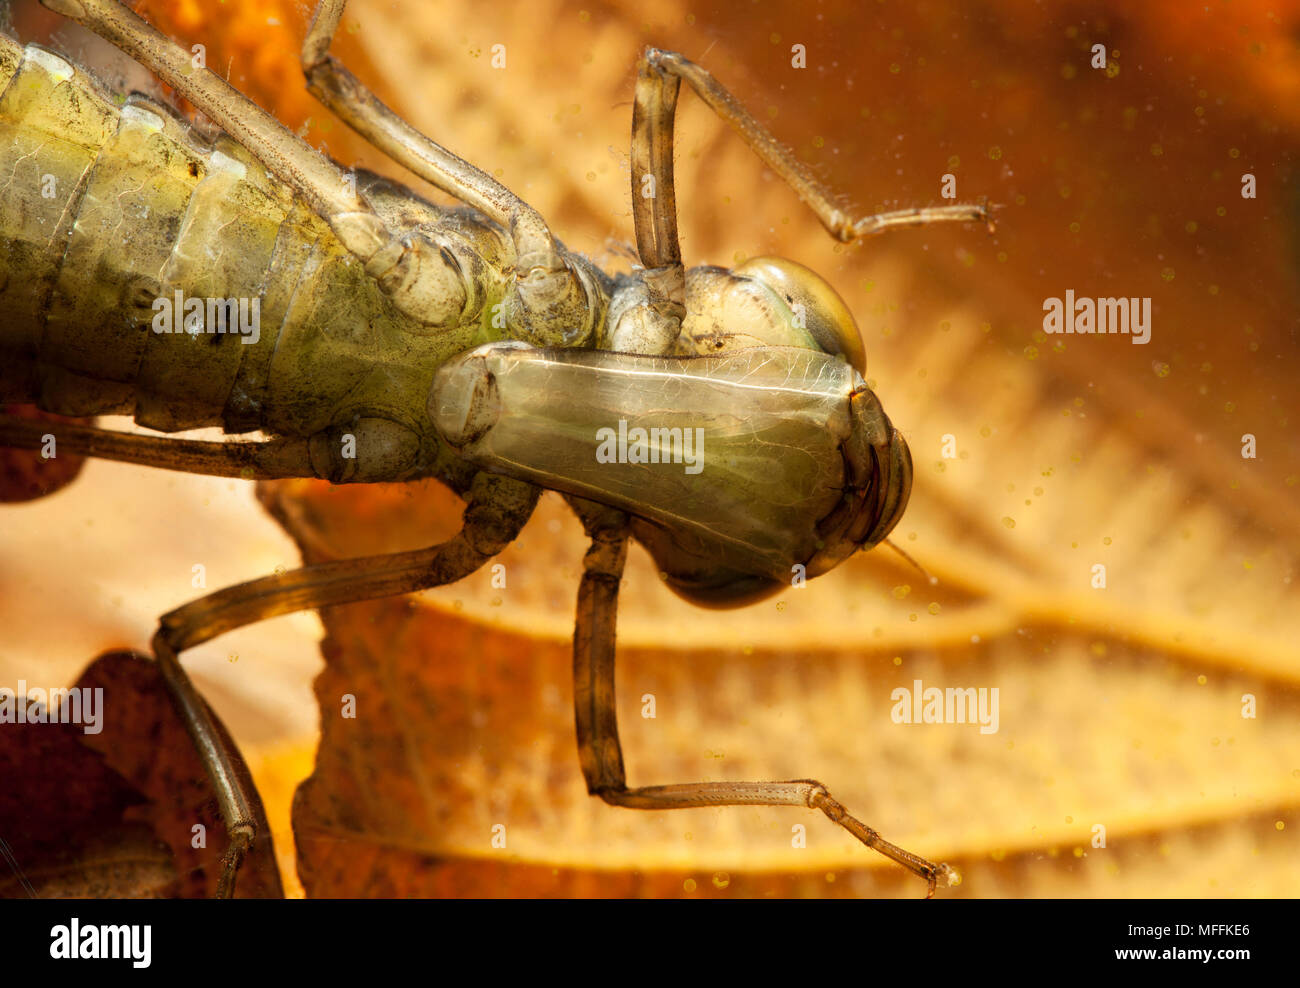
[612, 46, 993, 354]
[565, 497, 956, 898]
[613, 51, 686, 354]
[635, 47, 993, 248]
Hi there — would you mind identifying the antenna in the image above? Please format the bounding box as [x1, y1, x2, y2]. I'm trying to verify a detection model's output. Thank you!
[883, 539, 938, 586]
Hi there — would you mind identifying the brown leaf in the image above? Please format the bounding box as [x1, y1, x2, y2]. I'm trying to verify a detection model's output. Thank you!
[0, 684, 172, 898]
[0, 651, 282, 897]
[0, 406, 87, 503]
[273, 0, 1300, 897]
[2, 0, 1296, 899]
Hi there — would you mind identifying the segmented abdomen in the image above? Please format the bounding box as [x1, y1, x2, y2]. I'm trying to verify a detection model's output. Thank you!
[0, 33, 506, 445]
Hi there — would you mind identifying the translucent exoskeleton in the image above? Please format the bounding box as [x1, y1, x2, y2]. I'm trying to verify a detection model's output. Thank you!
[432, 342, 910, 605]
[0, 0, 992, 896]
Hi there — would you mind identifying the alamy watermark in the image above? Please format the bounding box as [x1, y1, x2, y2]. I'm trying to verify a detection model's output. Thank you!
[1042, 291, 1151, 344]
[595, 419, 704, 474]
[890, 679, 999, 734]
[151, 290, 260, 345]
[50, 919, 150, 968]
[0, 682, 103, 735]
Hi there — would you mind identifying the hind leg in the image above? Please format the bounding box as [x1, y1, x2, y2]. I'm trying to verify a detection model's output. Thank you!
[143, 472, 536, 895]
[298, 0, 599, 346]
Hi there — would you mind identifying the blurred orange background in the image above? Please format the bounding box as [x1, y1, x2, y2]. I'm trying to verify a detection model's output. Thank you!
[1, 0, 1297, 896]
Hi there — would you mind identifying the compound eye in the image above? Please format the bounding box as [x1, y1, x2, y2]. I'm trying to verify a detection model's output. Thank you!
[735, 256, 866, 374]
[628, 517, 784, 608]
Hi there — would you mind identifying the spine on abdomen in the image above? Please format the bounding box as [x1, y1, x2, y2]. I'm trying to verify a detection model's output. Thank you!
[0, 33, 330, 434]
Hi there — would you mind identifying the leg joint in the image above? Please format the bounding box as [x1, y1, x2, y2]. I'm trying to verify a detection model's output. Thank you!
[506, 252, 606, 348]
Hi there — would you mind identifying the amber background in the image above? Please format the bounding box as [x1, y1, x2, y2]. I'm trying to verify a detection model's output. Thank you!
[1, 0, 1297, 896]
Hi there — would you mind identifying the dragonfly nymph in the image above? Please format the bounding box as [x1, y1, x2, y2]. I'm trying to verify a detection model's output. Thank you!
[0, 0, 990, 896]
